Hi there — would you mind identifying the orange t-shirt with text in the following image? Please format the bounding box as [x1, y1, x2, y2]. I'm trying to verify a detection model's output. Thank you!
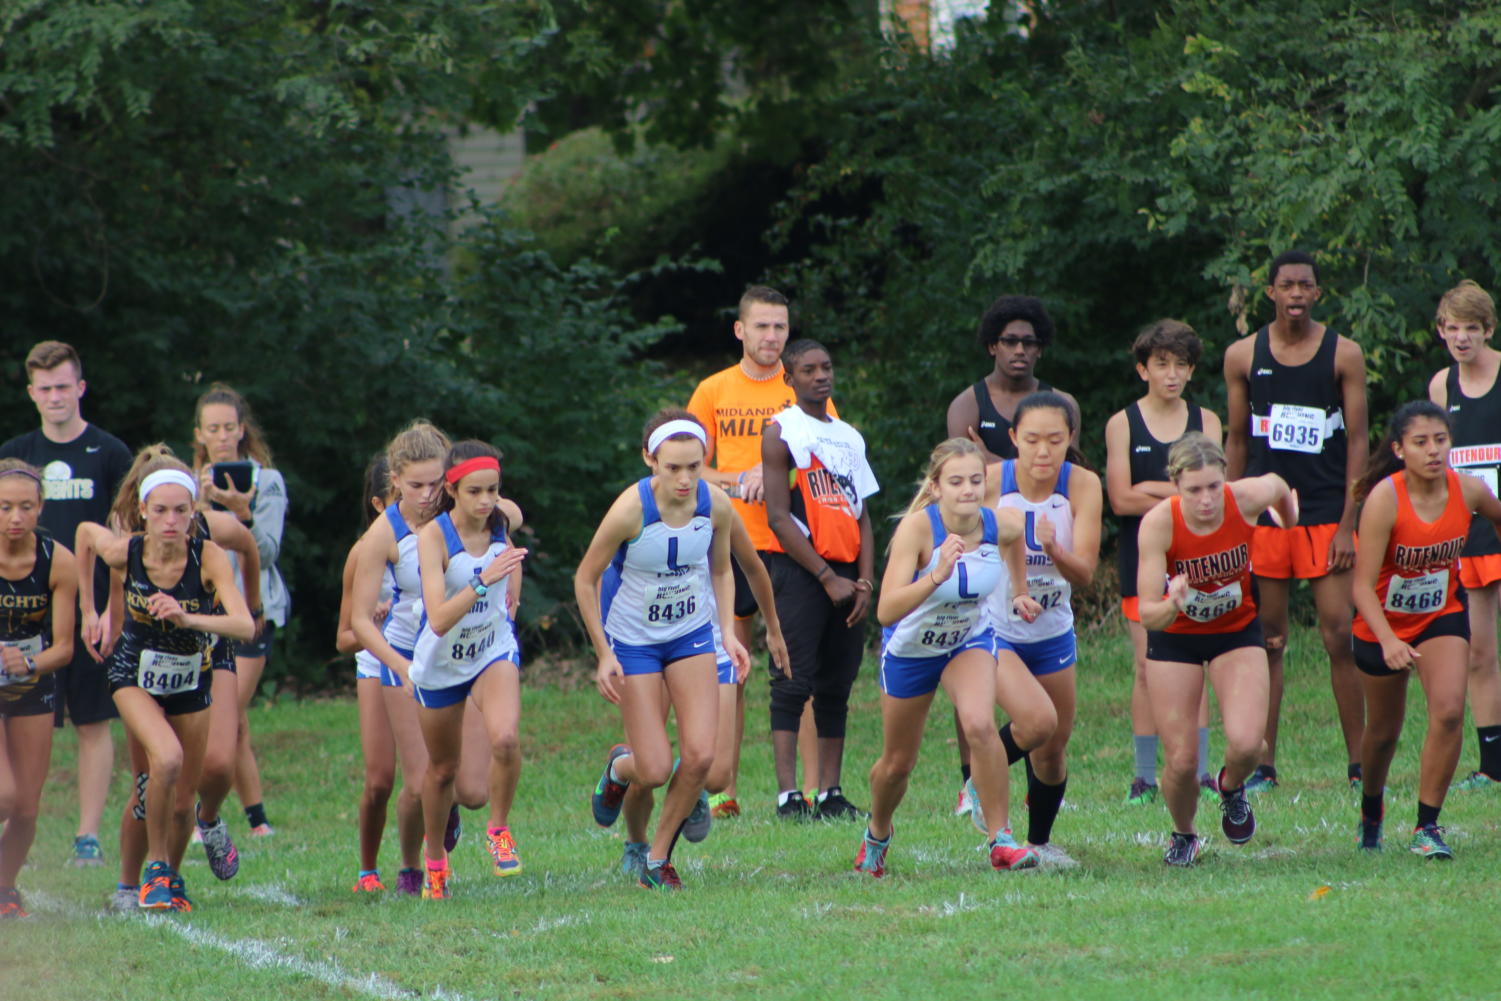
[687, 364, 837, 551]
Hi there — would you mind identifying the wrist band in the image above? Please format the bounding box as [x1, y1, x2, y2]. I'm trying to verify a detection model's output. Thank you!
[817, 565, 833, 581]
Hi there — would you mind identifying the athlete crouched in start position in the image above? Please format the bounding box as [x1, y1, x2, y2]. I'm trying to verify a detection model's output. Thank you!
[1350, 402, 1501, 858]
[1136, 433, 1296, 866]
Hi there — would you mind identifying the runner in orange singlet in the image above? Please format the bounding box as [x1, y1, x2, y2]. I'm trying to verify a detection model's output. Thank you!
[1350, 401, 1501, 859]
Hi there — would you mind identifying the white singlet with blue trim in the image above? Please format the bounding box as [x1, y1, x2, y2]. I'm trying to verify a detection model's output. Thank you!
[355, 563, 395, 680]
[883, 506, 1004, 659]
[381, 505, 423, 654]
[410, 513, 519, 690]
[987, 460, 1075, 642]
[601, 479, 714, 646]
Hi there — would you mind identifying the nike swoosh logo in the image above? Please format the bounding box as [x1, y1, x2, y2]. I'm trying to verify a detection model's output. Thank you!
[85, 446, 101, 453]
[1485, 735, 1500, 743]
[692, 524, 707, 531]
[693, 640, 710, 648]
[1059, 656, 1071, 665]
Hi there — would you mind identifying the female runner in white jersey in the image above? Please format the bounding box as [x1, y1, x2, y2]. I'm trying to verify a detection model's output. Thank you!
[0, 460, 78, 919]
[855, 439, 1040, 877]
[575, 409, 748, 891]
[335, 454, 401, 891]
[350, 421, 491, 894]
[408, 441, 526, 899]
[77, 445, 260, 906]
[77, 456, 254, 910]
[980, 391, 1102, 867]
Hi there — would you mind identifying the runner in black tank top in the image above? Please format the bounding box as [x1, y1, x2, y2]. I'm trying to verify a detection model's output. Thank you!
[79, 461, 254, 911]
[1427, 278, 1501, 788]
[0, 460, 79, 918]
[1245, 326, 1349, 526]
[970, 378, 1053, 459]
[1105, 321, 1223, 806]
[1223, 250, 1369, 793]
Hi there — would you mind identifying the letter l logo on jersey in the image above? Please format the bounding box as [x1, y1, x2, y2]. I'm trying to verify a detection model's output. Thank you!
[956, 564, 977, 599]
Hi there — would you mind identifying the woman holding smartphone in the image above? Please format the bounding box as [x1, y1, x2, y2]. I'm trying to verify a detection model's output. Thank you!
[192, 384, 288, 838]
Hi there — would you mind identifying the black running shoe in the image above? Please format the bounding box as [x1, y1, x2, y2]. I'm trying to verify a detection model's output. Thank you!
[1219, 773, 1256, 844]
[776, 790, 812, 821]
[814, 786, 860, 821]
[1163, 832, 1203, 867]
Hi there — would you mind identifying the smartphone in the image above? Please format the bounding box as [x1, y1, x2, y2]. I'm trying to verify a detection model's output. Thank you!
[210, 461, 257, 511]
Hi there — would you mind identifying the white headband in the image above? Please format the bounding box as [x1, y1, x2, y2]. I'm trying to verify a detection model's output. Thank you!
[647, 420, 707, 455]
[139, 469, 199, 504]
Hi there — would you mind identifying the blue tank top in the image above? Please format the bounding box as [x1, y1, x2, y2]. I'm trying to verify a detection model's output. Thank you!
[883, 506, 1003, 659]
[601, 479, 714, 646]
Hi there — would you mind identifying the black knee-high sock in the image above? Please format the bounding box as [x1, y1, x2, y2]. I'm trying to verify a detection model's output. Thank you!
[1026, 764, 1067, 847]
[1478, 725, 1501, 778]
[998, 723, 1027, 766]
[960, 763, 972, 784]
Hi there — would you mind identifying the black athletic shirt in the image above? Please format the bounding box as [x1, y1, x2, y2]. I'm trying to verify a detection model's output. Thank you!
[971, 379, 1052, 459]
[1444, 365, 1501, 558]
[1117, 403, 1204, 598]
[1246, 327, 1348, 526]
[107, 534, 215, 698]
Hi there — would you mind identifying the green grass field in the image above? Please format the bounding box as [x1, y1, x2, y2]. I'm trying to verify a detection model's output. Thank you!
[6, 622, 1499, 1000]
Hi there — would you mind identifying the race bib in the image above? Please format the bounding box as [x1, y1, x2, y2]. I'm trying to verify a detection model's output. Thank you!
[1015, 574, 1066, 618]
[137, 649, 202, 696]
[447, 620, 498, 664]
[1182, 581, 1243, 623]
[645, 579, 698, 625]
[1385, 571, 1449, 614]
[1266, 404, 1326, 454]
[914, 609, 974, 654]
[7, 635, 43, 658]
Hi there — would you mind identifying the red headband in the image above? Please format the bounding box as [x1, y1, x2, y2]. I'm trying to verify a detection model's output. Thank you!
[445, 456, 500, 484]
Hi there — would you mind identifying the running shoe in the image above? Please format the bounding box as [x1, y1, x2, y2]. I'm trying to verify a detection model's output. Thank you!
[248, 823, 276, 837]
[1358, 811, 1383, 852]
[1218, 773, 1256, 844]
[1125, 777, 1159, 805]
[139, 862, 174, 911]
[1243, 766, 1278, 794]
[422, 863, 452, 899]
[110, 885, 140, 913]
[965, 778, 988, 836]
[591, 744, 631, 828]
[353, 871, 386, 892]
[640, 861, 682, 890]
[1453, 770, 1501, 792]
[168, 871, 193, 912]
[0, 887, 28, 918]
[1032, 843, 1079, 869]
[621, 841, 649, 880]
[488, 827, 522, 877]
[814, 786, 860, 821]
[1199, 773, 1219, 800]
[989, 829, 1038, 871]
[395, 868, 422, 896]
[954, 782, 974, 817]
[444, 804, 462, 852]
[197, 813, 240, 881]
[776, 790, 812, 821]
[1409, 823, 1453, 860]
[708, 794, 740, 819]
[70, 834, 104, 868]
[854, 829, 890, 877]
[1163, 832, 1203, 867]
[682, 791, 713, 844]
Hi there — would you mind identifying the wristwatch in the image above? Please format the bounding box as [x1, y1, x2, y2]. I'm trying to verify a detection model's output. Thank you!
[469, 577, 489, 598]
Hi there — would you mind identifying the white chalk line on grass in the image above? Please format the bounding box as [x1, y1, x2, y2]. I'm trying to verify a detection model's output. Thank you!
[30, 888, 479, 1001]
[162, 922, 482, 1001]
